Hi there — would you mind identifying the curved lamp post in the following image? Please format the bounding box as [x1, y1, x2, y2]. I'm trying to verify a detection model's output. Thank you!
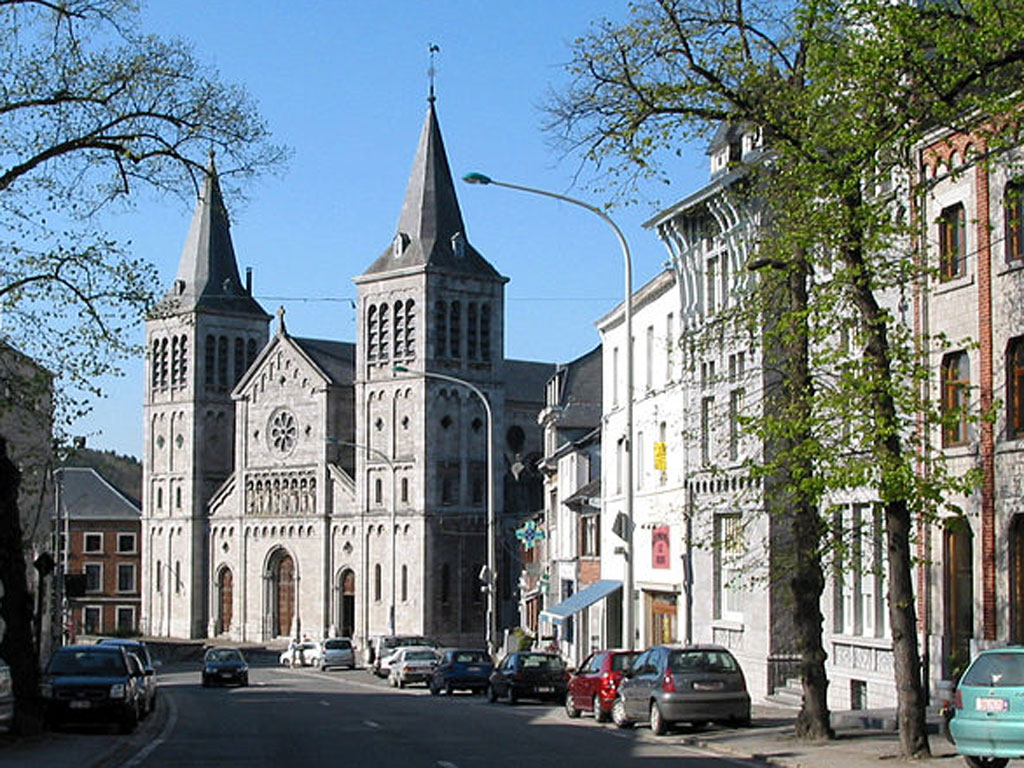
[462, 172, 635, 651]
[392, 364, 498, 659]
[327, 437, 397, 638]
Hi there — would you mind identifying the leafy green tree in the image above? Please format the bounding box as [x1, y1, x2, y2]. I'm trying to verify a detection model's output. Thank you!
[0, 0, 285, 733]
[548, 0, 1024, 755]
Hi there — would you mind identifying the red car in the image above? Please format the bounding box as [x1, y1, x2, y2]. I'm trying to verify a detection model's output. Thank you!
[564, 649, 640, 722]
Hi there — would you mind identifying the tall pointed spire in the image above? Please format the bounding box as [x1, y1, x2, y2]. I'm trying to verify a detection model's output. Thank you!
[153, 157, 268, 317]
[362, 100, 499, 278]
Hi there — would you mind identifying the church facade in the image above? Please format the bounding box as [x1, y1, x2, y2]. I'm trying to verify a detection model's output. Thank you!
[140, 101, 552, 650]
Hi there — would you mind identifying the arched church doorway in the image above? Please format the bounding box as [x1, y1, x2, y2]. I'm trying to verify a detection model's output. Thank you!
[217, 566, 233, 635]
[267, 550, 296, 638]
[338, 569, 355, 639]
[944, 520, 974, 676]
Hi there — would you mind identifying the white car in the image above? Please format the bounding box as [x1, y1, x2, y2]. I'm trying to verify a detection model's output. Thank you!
[387, 647, 439, 688]
[280, 641, 318, 667]
[312, 638, 356, 670]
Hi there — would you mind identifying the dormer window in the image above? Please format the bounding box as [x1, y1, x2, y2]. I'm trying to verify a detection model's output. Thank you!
[392, 232, 409, 258]
[451, 232, 466, 258]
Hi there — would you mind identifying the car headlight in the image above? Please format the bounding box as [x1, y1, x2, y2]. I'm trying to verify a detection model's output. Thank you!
[109, 683, 126, 699]
[39, 683, 52, 698]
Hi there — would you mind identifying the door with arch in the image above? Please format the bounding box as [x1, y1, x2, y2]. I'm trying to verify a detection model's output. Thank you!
[267, 550, 296, 638]
[337, 569, 356, 639]
[217, 566, 233, 635]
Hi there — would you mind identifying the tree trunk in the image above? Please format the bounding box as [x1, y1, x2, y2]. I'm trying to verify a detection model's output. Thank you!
[0, 435, 44, 735]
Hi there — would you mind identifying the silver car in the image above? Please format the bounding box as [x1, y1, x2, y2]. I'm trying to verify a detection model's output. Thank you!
[315, 638, 355, 670]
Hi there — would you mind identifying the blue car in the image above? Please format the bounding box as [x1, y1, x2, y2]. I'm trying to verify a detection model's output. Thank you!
[429, 649, 493, 695]
[949, 646, 1024, 768]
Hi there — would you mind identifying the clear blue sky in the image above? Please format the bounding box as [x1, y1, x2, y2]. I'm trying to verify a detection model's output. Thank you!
[76, 0, 708, 459]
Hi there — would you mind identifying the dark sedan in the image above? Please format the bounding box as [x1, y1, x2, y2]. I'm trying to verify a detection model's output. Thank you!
[487, 651, 568, 705]
[430, 649, 493, 695]
[202, 648, 249, 687]
[40, 645, 146, 733]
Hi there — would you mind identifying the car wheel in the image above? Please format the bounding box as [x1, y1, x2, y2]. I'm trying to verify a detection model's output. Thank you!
[650, 701, 669, 736]
[565, 690, 581, 718]
[397, 678, 405, 689]
[964, 759, 1010, 768]
[241, 674, 249, 687]
[429, 680, 440, 695]
[487, 684, 498, 703]
[594, 694, 610, 723]
[612, 697, 633, 729]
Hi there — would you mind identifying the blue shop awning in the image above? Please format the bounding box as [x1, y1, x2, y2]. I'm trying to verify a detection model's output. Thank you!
[540, 579, 622, 625]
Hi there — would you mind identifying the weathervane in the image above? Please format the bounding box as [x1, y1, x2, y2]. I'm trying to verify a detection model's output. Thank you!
[428, 43, 440, 103]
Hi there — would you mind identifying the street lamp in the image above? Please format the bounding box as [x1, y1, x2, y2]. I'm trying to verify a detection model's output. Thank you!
[392, 364, 497, 658]
[327, 437, 398, 638]
[462, 171, 636, 650]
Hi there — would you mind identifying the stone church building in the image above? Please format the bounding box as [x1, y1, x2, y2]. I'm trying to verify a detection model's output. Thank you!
[141, 100, 552, 649]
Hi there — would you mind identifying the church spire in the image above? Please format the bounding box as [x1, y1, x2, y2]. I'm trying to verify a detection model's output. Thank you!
[153, 156, 268, 318]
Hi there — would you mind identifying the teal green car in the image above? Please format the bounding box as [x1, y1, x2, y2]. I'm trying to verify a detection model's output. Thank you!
[949, 647, 1024, 767]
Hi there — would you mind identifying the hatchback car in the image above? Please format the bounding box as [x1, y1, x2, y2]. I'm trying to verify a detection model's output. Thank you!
[949, 646, 1024, 767]
[312, 638, 356, 670]
[371, 635, 438, 677]
[96, 638, 158, 715]
[280, 640, 318, 667]
[487, 651, 568, 705]
[40, 645, 146, 733]
[430, 649, 493, 695]
[202, 648, 249, 687]
[388, 647, 439, 688]
[565, 649, 640, 722]
[613, 645, 750, 734]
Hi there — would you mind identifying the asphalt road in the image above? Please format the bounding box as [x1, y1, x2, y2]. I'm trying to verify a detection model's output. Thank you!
[107, 663, 764, 768]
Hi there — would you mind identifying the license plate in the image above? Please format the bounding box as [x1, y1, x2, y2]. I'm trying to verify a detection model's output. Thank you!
[694, 681, 724, 691]
[536, 686, 554, 693]
[467, 666, 481, 672]
[69, 700, 91, 709]
[976, 697, 1009, 712]
[220, 672, 234, 678]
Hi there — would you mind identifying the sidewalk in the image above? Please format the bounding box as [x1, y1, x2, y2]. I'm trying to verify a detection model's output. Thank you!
[688, 704, 963, 767]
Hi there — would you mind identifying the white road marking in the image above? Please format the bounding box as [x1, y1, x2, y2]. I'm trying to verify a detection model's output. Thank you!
[120, 688, 179, 767]
[437, 762, 459, 768]
[364, 719, 381, 729]
[319, 700, 330, 706]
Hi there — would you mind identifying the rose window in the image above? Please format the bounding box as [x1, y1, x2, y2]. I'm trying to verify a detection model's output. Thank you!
[269, 409, 297, 455]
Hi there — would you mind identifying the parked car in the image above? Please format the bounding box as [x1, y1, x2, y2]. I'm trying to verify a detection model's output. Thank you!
[201, 648, 249, 687]
[949, 646, 1024, 767]
[0, 657, 13, 732]
[40, 644, 146, 733]
[612, 644, 751, 735]
[280, 640, 318, 667]
[389, 647, 439, 688]
[311, 638, 356, 670]
[430, 649, 493, 695]
[372, 635, 438, 677]
[487, 651, 569, 705]
[96, 638, 158, 715]
[565, 649, 640, 722]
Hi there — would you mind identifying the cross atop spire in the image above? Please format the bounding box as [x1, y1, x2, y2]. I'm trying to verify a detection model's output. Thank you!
[428, 44, 440, 104]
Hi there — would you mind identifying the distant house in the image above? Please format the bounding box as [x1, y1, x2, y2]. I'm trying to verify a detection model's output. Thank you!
[55, 467, 142, 638]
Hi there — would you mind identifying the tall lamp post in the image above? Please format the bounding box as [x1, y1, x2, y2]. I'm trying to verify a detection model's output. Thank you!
[462, 172, 635, 650]
[392, 364, 497, 658]
[327, 437, 398, 637]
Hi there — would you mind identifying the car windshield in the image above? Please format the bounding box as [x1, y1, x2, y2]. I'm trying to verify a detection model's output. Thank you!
[519, 654, 564, 671]
[670, 649, 739, 674]
[454, 651, 489, 664]
[48, 650, 126, 677]
[962, 653, 1024, 687]
[207, 649, 243, 663]
[611, 652, 639, 671]
[324, 640, 351, 650]
[405, 650, 436, 661]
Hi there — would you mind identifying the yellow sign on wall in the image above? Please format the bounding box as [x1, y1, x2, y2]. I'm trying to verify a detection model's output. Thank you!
[654, 441, 667, 471]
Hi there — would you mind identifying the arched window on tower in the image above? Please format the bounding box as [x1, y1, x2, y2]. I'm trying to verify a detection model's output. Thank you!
[179, 335, 188, 384]
[171, 336, 180, 386]
[404, 299, 416, 358]
[467, 303, 478, 359]
[205, 336, 216, 390]
[151, 339, 161, 389]
[449, 301, 461, 359]
[393, 300, 405, 359]
[247, 338, 258, 368]
[234, 338, 245, 386]
[367, 304, 378, 362]
[374, 563, 382, 602]
[480, 304, 491, 362]
[434, 301, 447, 359]
[379, 303, 390, 361]
[401, 565, 408, 602]
[159, 338, 169, 388]
[374, 477, 383, 506]
[217, 336, 228, 392]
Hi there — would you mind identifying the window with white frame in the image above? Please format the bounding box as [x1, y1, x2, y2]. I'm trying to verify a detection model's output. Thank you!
[117, 533, 136, 554]
[714, 513, 744, 622]
[615, 438, 625, 495]
[117, 563, 136, 593]
[116, 606, 135, 634]
[832, 503, 886, 638]
[645, 325, 654, 391]
[85, 562, 102, 593]
[706, 256, 718, 316]
[84, 532, 103, 554]
[581, 514, 599, 557]
[612, 346, 620, 407]
[666, 313, 674, 384]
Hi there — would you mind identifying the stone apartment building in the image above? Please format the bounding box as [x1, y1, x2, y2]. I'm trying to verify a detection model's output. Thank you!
[56, 467, 142, 638]
[140, 97, 552, 649]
